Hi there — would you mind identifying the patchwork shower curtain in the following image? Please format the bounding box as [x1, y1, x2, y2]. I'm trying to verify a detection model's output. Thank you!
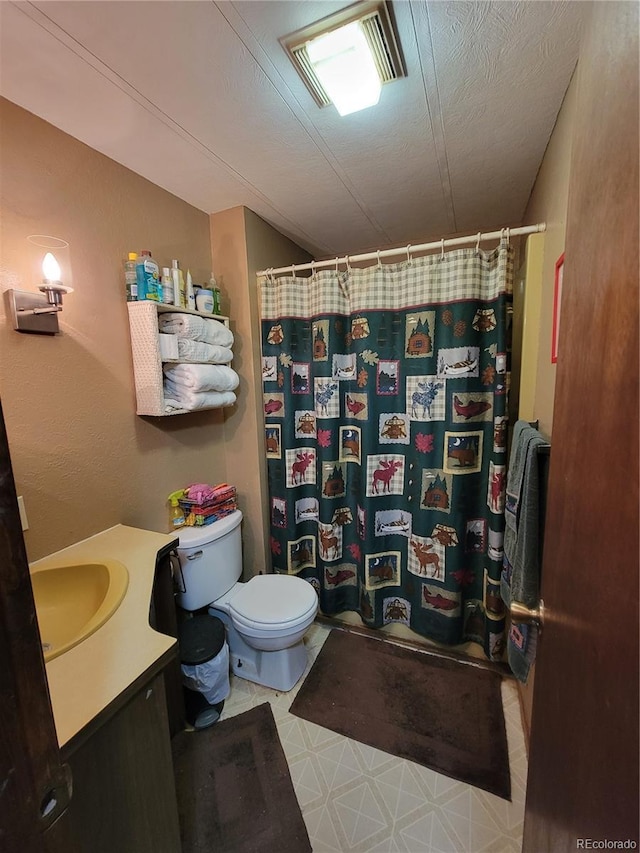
[260, 243, 513, 659]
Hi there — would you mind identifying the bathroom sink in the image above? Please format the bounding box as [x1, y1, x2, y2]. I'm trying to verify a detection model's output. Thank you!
[30, 560, 129, 662]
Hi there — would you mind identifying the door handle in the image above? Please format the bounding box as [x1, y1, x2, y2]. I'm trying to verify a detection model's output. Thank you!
[510, 599, 545, 627]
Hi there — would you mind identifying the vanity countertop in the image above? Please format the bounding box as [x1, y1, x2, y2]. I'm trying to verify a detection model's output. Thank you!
[31, 524, 178, 749]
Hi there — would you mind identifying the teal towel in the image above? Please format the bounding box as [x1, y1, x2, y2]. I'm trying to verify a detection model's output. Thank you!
[501, 421, 547, 682]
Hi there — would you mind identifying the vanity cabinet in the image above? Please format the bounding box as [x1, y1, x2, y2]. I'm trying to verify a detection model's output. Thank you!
[127, 301, 231, 416]
[61, 669, 181, 853]
[56, 540, 185, 853]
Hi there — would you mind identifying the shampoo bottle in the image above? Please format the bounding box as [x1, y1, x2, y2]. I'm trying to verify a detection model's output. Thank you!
[125, 252, 138, 301]
[186, 269, 196, 310]
[161, 267, 174, 304]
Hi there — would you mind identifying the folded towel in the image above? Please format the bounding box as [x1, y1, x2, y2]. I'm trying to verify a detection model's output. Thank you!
[504, 420, 531, 533]
[158, 313, 234, 348]
[164, 386, 237, 411]
[176, 339, 233, 364]
[163, 363, 239, 393]
[500, 420, 547, 683]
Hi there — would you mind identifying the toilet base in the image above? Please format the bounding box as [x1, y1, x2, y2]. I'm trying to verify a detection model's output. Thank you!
[209, 607, 308, 692]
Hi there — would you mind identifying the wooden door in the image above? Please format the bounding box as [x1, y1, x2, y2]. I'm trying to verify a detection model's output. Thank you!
[523, 3, 639, 849]
[0, 400, 75, 851]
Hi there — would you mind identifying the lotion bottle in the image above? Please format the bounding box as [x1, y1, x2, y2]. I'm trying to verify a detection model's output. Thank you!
[186, 269, 196, 310]
[171, 259, 186, 308]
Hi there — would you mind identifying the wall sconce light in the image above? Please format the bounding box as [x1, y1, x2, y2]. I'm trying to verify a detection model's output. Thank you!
[6, 241, 74, 335]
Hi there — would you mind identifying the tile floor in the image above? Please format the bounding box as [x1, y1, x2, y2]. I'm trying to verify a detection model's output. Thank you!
[219, 622, 527, 853]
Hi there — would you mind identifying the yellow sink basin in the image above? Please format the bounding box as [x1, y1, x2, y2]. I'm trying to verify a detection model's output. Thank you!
[31, 560, 129, 662]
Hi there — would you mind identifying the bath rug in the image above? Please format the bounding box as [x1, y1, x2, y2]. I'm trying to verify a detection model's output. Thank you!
[172, 702, 311, 853]
[290, 629, 511, 800]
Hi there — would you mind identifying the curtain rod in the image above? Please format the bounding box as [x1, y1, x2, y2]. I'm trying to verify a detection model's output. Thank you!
[257, 223, 546, 278]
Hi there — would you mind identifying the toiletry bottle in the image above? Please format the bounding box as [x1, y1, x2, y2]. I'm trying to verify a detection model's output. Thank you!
[209, 272, 221, 314]
[125, 252, 138, 301]
[186, 269, 196, 310]
[136, 250, 160, 301]
[161, 267, 174, 304]
[195, 287, 214, 313]
[171, 259, 186, 308]
[168, 490, 186, 530]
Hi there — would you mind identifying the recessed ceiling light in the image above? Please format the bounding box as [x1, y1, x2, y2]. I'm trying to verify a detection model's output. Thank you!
[281, 1, 405, 117]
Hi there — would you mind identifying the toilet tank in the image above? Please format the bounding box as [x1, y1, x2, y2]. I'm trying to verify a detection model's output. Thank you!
[174, 510, 243, 611]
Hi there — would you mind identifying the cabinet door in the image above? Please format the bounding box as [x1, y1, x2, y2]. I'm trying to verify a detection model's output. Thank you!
[65, 672, 181, 853]
[0, 401, 75, 852]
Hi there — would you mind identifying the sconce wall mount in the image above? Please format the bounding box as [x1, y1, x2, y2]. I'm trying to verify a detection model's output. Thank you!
[6, 251, 73, 335]
[6, 288, 64, 334]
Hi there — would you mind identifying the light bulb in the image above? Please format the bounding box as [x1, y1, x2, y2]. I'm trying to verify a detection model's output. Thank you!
[42, 252, 61, 282]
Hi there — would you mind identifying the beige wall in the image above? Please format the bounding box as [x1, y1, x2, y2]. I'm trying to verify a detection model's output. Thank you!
[210, 206, 311, 577]
[522, 71, 578, 437]
[515, 67, 578, 742]
[0, 98, 229, 561]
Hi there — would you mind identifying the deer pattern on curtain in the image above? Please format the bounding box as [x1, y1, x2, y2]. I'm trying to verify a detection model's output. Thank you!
[260, 244, 513, 659]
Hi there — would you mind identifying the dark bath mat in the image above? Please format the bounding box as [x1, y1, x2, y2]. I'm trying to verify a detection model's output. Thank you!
[172, 702, 311, 853]
[290, 629, 511, 800]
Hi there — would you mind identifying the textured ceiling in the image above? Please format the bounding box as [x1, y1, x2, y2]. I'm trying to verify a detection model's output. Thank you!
[0, 1, 585, 257]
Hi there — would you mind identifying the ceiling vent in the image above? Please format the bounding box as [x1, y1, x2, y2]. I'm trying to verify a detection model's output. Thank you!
[281, 1, 405, 111]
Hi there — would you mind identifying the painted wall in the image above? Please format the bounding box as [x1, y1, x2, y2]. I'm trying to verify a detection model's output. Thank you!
[0, 98, 228, 561]
[210, 206, 311, 577]
[522, 71, 578, 436]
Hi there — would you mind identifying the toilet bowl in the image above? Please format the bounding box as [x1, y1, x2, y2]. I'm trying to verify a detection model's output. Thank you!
[174, 510, 318, 691]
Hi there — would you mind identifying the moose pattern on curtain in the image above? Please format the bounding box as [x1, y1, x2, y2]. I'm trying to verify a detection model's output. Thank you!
[260, 245, 513, 659]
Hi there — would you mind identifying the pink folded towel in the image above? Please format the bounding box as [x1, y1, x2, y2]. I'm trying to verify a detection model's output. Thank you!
[184, 483, 217, 504]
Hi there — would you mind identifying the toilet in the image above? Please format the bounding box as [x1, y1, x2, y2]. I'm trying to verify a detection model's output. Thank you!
[174, 510, 318, 692]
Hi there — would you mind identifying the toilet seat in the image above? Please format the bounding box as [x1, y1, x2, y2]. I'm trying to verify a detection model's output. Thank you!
[229, 574, 317, 633]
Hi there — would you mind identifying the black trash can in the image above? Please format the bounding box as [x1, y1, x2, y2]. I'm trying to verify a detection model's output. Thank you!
[178, 613, 230, 730]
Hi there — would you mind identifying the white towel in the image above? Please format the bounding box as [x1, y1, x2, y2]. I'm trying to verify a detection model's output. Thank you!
[158, 313, 234, 348]
[164, 376, 238, 402]
[164, 387, 237, 412]
[163, 363, 239, 393]
[176, 339, 233, 364]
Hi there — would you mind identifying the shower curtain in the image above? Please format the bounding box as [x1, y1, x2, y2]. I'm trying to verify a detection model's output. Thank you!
[260, 242, 513, 659]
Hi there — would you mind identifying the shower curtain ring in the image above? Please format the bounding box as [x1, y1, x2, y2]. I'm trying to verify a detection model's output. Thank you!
[440, 238, 445, 261]
[291, 263, 296, 279]
[346, 255, 352, 274]
[377, 249, 382, 269]
[505, 227, 511, 245]
[475, 233, 481, 253]
[311, 260, 316, 278]
[406, 244, 412, 265]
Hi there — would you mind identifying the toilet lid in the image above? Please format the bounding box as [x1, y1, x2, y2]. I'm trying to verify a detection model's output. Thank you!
[229, 574, 317, 628]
